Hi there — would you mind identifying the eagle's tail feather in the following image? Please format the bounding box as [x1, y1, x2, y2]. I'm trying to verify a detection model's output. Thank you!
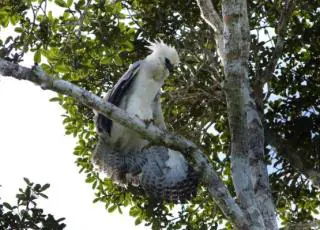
[92, 141, 198, 203]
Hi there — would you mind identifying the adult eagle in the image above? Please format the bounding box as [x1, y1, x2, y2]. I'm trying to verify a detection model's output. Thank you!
[93, 41, 197, 203]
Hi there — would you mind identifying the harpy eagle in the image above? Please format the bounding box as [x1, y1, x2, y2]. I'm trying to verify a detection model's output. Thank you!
[92, 41, 197, 203]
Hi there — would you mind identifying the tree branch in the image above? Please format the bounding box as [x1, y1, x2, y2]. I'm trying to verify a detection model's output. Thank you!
[221, 0, 273, 228]
[0, 58, 249, 229]
[265, 128, 320, 188]
[196, 0, 223, 35]
[246, 96, 278, 229]
[196, 0, 279, 228]
[196, 0, 224, 63]
[260, 0, 295, 84]
[248, 2, 296, 228]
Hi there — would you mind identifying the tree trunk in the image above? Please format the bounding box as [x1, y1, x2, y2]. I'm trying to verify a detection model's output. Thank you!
[197, 0, 279, 229]
[221, 1, 265, 228]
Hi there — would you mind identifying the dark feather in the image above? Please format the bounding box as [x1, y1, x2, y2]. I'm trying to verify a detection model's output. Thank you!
[97, 61, 142, 134]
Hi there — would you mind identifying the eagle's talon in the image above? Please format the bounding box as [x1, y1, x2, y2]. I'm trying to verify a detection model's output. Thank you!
[144, 118, 154, 127]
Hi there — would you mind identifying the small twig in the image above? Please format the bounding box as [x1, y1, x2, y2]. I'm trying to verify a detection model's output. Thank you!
[40, 0, 48, 15]
[77, 0, 92, 38]
[122, 2, 142, 29]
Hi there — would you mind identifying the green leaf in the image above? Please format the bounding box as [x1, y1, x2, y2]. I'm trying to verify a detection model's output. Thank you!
[34, 184, 41, 191]
[48, 11, 53, 21]
[23, 177, 32, 186]
[38, 193, 49, 199]
[85, 176, 95, 183]
[55, 0, 67, 7]
[118, 206, 122, 214]
[66, 0, 73, 7]
[107, 205, 117, 213]
[75, 0, 85, 10]
[14, 27, 23, 33]
[93, 197, 100, 203]
[92, 180, 97, 189]
[122, 40, 134, 51]
[55, 64, 69, 73]
[2, 202, 12, 210]
[112, 1, 122, 13]
[0, 10, 8, 18]
[34, 50, 41, 63]
[49, 97, 61, 102]
[41, 183, 50, 191]
[39, 62, 49, 69]
[63, 11, 70, 20]
[42, 48, 59, 61]
[100, 57, 111, 64]
[113, 55, 123, 66]
[129, 207, 140, 217]
[1, 15, 9, 27]
[135, 217, 142, 225]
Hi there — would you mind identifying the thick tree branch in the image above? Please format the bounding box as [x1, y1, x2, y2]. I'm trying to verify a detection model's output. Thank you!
[0, 58, 250, 229]
[246, 95, 278, 229]
[196, 0, 224, 63]
[220, 0, 276, 229]
[196, 0, 223, 35]
[265, 128, 320, 188]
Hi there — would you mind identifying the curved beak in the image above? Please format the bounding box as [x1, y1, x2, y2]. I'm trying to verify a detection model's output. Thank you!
[165, 58, 174, 74]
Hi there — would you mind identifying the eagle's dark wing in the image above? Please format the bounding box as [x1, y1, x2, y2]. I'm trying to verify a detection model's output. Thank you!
[96, 61, 142, 134]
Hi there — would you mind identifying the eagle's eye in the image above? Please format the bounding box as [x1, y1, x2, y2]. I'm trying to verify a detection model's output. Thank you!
[165, 58, 174, 74]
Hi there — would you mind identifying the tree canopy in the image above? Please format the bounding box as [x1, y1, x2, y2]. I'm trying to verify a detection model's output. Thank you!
[0, 179, 66, 230]
[0, 0, 319, 229]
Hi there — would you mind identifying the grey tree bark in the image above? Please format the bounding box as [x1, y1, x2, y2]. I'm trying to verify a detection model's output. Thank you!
[197, 0, 279, 229]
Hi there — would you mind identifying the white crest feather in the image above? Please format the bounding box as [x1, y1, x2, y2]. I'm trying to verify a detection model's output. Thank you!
[145, 40, 180, 66]
[146, 39, 174, 53]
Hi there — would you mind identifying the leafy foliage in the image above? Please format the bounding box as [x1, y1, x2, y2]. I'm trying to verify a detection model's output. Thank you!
[0, 0, 319, 229]
[0, 178, 66, 229]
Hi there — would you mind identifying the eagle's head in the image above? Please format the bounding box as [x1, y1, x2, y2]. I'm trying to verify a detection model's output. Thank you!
[146, 40, 180, 75]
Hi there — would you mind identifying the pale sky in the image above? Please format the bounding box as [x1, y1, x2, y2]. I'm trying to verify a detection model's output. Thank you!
[0, 71, 145, 229]
[0, 4, 146, 229]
